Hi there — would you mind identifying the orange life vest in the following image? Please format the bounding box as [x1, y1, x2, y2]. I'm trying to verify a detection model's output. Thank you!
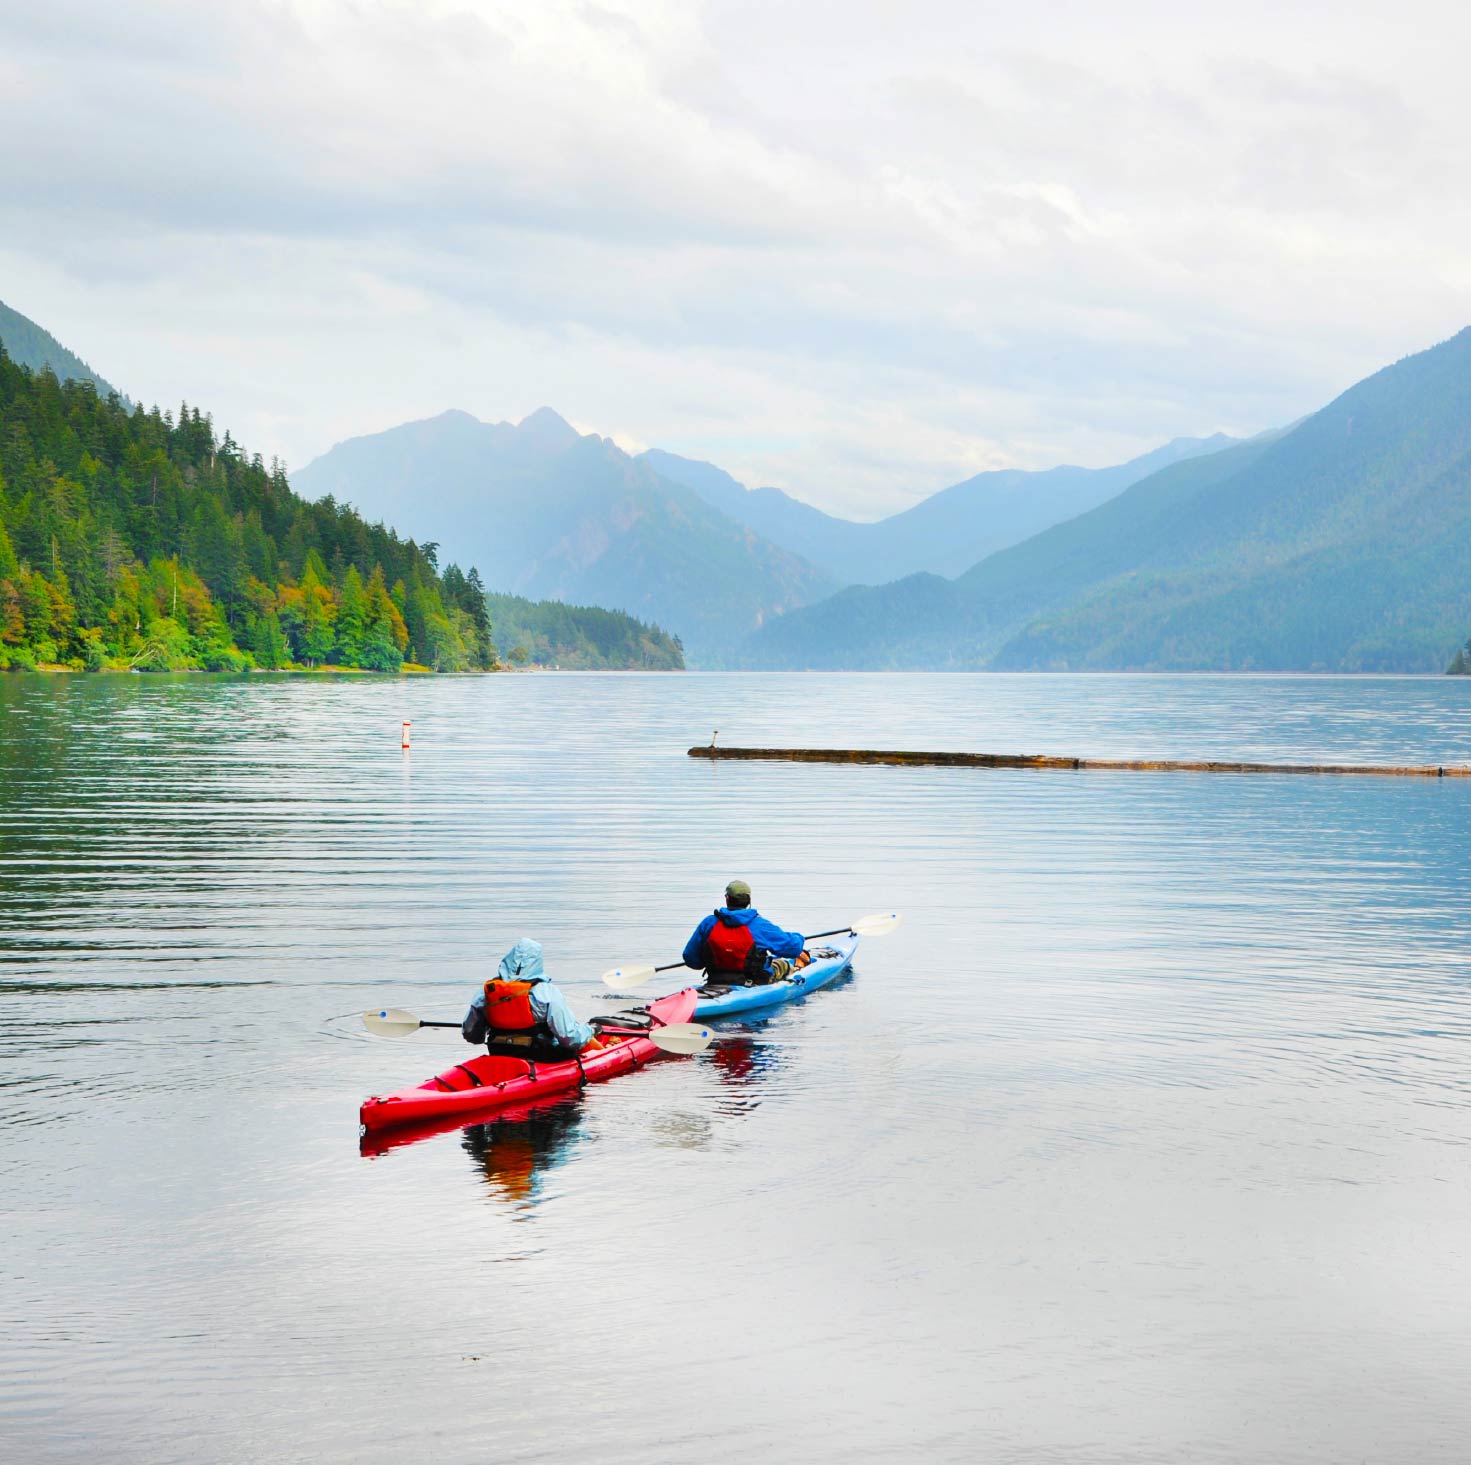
[480, 976, 603, 1058]
[483, 977, 548, 1039]
[705, 916, 757, 975]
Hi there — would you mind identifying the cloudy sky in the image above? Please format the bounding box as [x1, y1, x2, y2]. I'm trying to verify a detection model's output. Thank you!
[3, 0, 1470, 518]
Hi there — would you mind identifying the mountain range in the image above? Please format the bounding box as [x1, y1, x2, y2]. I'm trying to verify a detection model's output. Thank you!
[292, 408, 837, 661]
[641, 434, 1240, 585]
[744, 327, 1471, 671]
[12, 285, 1470, 674]
[295, 412, 1244, 662]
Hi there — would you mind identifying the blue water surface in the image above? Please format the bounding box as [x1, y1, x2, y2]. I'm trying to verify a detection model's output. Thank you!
[2, 672, 1470, 1464]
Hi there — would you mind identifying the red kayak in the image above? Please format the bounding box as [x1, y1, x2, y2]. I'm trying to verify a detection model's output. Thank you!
[359, 989, 699, 1136]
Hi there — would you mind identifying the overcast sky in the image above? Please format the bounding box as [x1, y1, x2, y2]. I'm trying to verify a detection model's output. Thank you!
[3, 0, 1470, 518]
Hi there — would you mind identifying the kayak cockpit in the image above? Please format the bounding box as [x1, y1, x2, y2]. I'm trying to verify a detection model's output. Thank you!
[421, 1054, 530, 1093]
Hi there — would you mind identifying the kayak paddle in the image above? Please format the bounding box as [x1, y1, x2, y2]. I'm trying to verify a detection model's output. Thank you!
[362, 1007, 460, 1036]
[807, 910, 904, 941]
[600, 959, 687, 992]
[361, 1007, 715, 1055]
[601, 909, 904, 990]
[616, 1021, 715, 1055]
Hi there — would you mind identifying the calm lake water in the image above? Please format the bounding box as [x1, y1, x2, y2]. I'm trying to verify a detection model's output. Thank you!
[3, 672, 1471, 1464]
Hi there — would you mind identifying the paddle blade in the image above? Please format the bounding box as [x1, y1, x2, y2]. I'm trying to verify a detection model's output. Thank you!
[362, 1007, 424, 1038]
[602, 962, 658, 991]
[647, 1022, 716, 1055]
[850, 911, 904, 938]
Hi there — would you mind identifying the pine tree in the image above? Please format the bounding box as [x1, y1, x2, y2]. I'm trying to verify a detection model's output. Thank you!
[0, 519, 18, 581]
[334, 564, 367, 666]
[0, 577, 23, 646]
[298, 558, 335, 666]
[360, 566, 405, 671]
[253, 611, 289, 669]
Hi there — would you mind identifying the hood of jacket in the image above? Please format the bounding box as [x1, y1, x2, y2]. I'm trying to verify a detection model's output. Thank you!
[714, 907, 760, 927]
[497, 937, 545, 982]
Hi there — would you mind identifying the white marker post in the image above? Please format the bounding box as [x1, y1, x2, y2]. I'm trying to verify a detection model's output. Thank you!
[401, 721, 412, 751]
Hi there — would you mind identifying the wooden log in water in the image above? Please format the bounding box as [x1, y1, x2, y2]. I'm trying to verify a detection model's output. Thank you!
[687, 745, 1471, 778]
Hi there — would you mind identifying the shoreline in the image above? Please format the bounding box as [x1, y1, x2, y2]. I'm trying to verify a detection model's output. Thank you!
[3, 660, 693, 676]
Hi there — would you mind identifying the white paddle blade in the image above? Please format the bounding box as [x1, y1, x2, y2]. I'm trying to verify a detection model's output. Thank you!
[602, 962, 658, 991]
[850, 911, 904, 938]
[362, 1008, 424, 1038]
[647, 1022, 715, 1055]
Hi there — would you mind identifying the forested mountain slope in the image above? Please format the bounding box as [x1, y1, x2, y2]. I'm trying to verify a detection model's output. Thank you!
[740, 437, 1278, 667]
[0, 300, 120, 399]
[485, 591, 683, 670]
[294, 409, 836, 663]
[0, 341, 492, 672]
[744, 327, 1471, 672]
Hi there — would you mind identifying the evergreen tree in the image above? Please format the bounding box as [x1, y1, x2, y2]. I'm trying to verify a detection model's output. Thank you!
[0, 576, 22, 646]
[333, 564, 367, 665]
[298, 557, 335, 666]
[253, 611, 289, 669]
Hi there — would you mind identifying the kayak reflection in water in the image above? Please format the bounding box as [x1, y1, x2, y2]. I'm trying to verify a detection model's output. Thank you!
[709, 1031, 782, 1096]
[683, 880, 812, 987]
[461, 1098, 584, 1206]
[461, 938, 603, 1060]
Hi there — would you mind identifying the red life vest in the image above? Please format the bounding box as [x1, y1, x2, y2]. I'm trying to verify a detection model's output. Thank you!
[483, 978, 547, 1038]
[705, 915, 756, 974]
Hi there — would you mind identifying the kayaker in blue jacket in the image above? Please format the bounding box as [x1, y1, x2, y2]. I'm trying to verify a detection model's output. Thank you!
[462, 938, 599, 1056]
[683, 881, 810, 985]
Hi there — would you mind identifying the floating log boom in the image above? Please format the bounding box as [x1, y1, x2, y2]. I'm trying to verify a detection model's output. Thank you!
[688, 745, 1471, 779]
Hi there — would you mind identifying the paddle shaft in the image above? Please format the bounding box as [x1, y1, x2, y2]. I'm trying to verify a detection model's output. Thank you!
[414, 1018, 684, 1043]
[397, 1017, 682, 1041]
[652, 928, 847, 968]
[426, 1019, 665, 1040]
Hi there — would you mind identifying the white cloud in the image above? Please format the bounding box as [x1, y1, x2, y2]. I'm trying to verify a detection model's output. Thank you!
[2, 0, 1470, 518]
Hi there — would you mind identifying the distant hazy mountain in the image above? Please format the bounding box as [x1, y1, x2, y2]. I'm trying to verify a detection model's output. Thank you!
[743, 326, 1471, 672]
[642, 434, 1241, 584]
[293, 408, 837, 662]
[0, 299, 120, 397]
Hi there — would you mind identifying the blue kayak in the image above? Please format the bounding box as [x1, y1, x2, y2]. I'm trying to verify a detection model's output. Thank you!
[687, 933, 859, 1018]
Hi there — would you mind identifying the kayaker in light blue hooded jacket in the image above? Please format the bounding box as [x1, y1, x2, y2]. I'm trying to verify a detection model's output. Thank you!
[462, 938, 596, 1053]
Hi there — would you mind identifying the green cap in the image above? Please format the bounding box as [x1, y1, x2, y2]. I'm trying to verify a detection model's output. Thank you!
[724, 879, 751, 902]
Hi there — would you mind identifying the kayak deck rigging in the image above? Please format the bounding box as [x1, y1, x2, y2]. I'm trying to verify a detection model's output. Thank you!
[681, 933, 859, 1019]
